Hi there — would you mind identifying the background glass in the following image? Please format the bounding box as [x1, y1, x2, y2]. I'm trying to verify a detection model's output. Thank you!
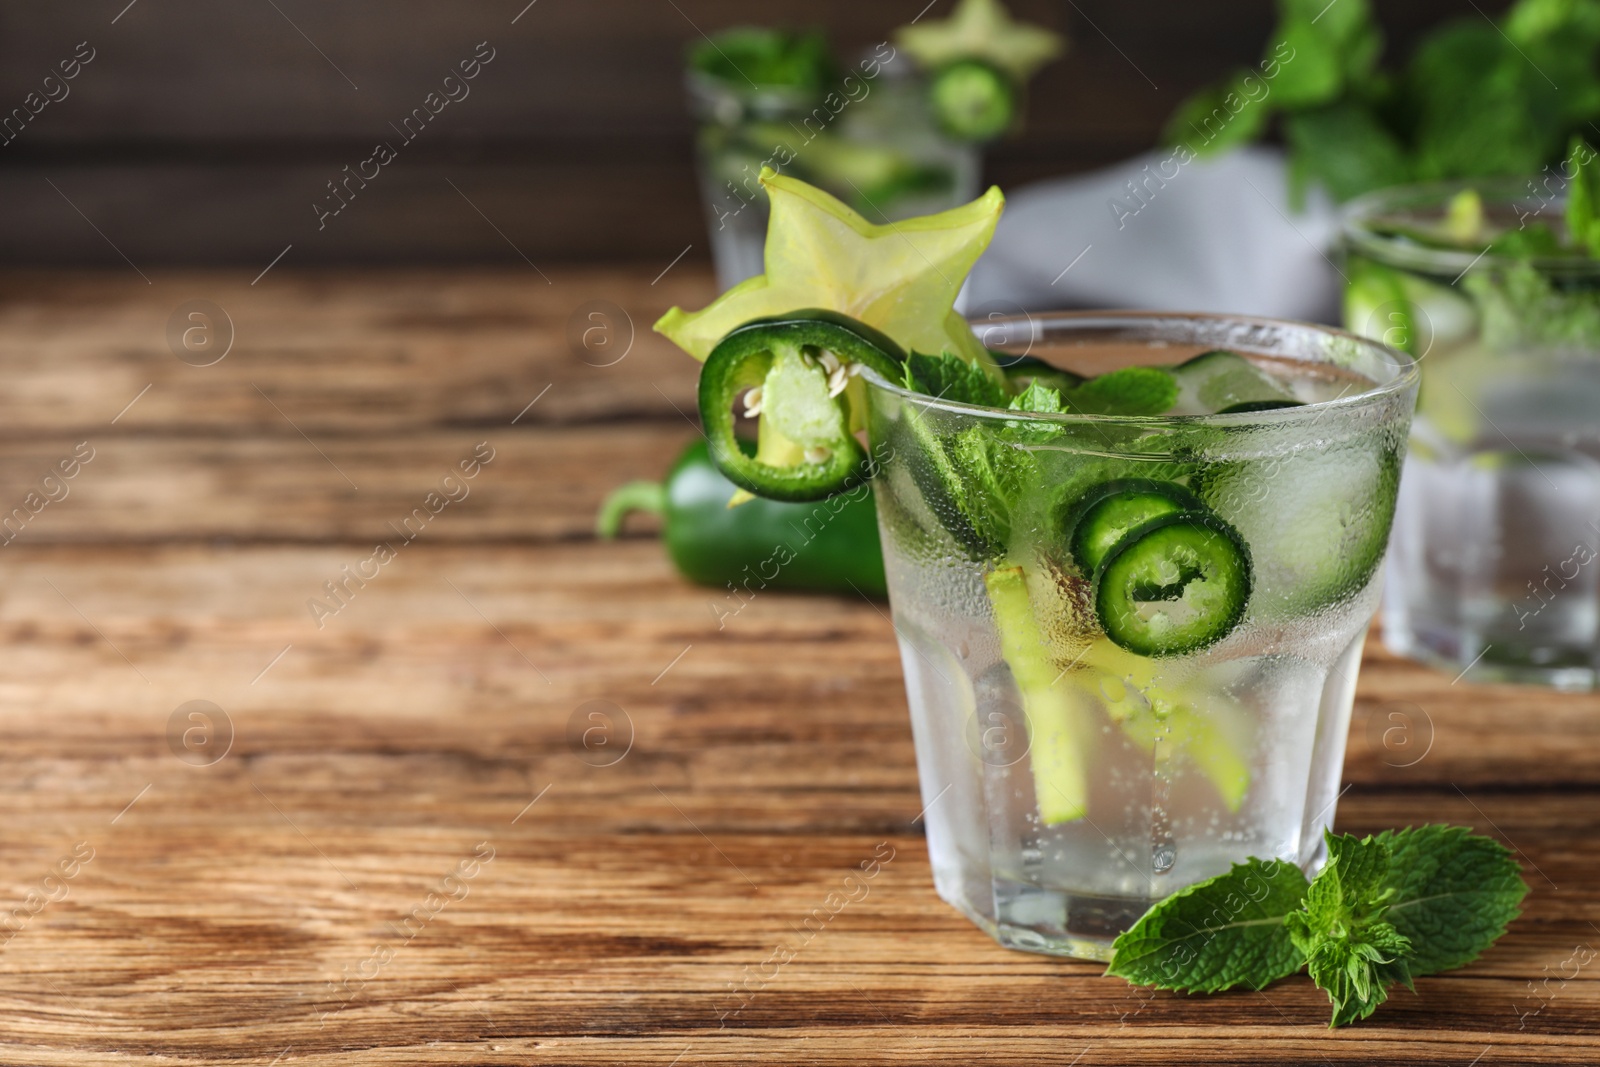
[1345, 182, 1600, 689]
[687, 54, 979, 291]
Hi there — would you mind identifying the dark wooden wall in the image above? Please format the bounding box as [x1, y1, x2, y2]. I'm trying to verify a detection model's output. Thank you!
[0, 0, 1505, 266]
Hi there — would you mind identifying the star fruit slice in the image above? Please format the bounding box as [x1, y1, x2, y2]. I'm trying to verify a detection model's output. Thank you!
[654, 167, 1005, 370]
[895, 0, 1065, 83]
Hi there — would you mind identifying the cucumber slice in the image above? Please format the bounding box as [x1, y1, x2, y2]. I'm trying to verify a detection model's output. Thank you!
[1217, 399, 1305, 414]
[1342, 257, 1476, 358]
[1063, 478, 1205, 576]
[986, 565, 1091, 825]
[1170, 350, 1298, 415]
[1093, 512, 1252, 657]
[928, 59, 1016, 142]
[1200, 447, 1398, 614]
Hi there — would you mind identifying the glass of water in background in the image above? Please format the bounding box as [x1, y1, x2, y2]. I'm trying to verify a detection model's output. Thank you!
[1345, 182, 1600, 689]
[685, 36, 978, 292]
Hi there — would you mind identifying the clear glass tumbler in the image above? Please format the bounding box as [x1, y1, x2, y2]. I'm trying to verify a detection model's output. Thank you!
[864, 312, 1417, 959]
[687, 56, 979, 292]
[1344, 182, 1600, 688]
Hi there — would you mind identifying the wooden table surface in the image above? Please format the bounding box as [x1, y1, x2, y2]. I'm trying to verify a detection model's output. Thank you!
[0, 265, 1595, 1065]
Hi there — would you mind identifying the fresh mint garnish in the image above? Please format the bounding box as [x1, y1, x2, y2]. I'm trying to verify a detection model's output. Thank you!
[1063, 366, 1179, 416]
[1008, 381, 1063, 414]
[1285, 833, 1414, 1027]
[902, 351, 1007, 408]
[1168, 0, 1600, 206]
[1379, 825, 1527, 975]
[1565, 136, 1600, 257]
[1106, 858, 1309, 993]
[1106, 824, 1526, 1028]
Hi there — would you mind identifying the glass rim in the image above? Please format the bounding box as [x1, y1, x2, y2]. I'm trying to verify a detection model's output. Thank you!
[1341, 176, 1600, 277]
[861, 309, 1419, 427]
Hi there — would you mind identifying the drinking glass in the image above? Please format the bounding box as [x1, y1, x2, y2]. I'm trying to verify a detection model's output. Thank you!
[687, 55, 979, 291]
[1344, 181, 1600, 688]
[864, 312, 1417, 959]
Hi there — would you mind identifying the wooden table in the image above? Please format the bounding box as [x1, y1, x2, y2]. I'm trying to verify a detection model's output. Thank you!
[0, 266, 1594, 1065]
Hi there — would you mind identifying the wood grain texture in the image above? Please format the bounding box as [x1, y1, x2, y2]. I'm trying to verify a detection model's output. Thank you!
[0, 269, 1594, 1065]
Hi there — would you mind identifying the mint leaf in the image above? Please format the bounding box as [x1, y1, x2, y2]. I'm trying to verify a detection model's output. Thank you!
[902, 351, 1006, 408]
[1286, 832, 1414, 1027]
[1464, 260, 1600, 348]
[1106, 858, 1309, 993]
[1284, 103, 1410, 205]
[1488, 222, 1564, 258]
[1063, 367, 1178, 416]
[1008, 381, 1062, 414]
[1379, 825, 1528, 976]
[1407, 23, 1565, 182]
[1163, 70, 1273, 156]
[1566, 137, 1600, 257]
[1106, 826, 1526, 1027]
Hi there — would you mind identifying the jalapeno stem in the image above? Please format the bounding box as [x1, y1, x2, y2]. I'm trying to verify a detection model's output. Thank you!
[984, 565, 1090, 825]
[596, 481, 667, 538]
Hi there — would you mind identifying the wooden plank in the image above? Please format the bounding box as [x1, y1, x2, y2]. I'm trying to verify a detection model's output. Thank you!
[0, 541, 1592, 1062]
[0, 266, 1593, 1064]
[0, 268, 710, 434]
[0, 427, 695, 544]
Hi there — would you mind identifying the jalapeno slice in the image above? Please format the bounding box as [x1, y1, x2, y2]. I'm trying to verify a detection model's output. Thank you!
[1093, 512, 1252, 657]
[928, 59, 1017, 142]
[697, 310, 906, 502]
[1063, 478, 1206, 576]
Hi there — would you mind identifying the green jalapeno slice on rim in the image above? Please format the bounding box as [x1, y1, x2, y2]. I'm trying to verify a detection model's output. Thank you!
[697, 309, 906, 502]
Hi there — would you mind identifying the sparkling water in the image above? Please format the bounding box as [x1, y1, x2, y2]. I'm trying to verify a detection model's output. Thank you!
[867, 316, 1415, 959]
[1342, 182, 1600, 687]
[1379, 302, 1600, 687]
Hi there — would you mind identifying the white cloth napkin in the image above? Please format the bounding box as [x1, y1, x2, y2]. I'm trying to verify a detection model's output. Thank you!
[968, 146, 1344, 324]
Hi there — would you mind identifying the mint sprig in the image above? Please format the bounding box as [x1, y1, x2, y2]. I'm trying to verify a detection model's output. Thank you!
[1106, 824, 1527, 1028]
[1285, 833, 1414, 1026]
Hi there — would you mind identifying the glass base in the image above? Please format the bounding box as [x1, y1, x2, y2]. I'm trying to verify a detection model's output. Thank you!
[1385, 617, 1598, 691]
[937, 876, 1125, 961]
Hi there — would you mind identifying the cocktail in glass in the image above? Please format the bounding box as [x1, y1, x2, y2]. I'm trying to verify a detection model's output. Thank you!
[863, 312, 1417, 958]
[1344, 181, 1600, 688]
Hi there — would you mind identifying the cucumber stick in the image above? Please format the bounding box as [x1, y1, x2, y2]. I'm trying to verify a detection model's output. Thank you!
[985, 566, 1090, 825]
[1075, 640, 1251, 812]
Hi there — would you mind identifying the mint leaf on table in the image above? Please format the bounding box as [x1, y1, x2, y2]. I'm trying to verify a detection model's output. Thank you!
[1105, 825, 1526, 1028]
[1379, 825, 1528, 975]
[1285, 832, 1414, 1027]
[902, 351, 1006, 408]
[1106, 858, 1310, 993]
